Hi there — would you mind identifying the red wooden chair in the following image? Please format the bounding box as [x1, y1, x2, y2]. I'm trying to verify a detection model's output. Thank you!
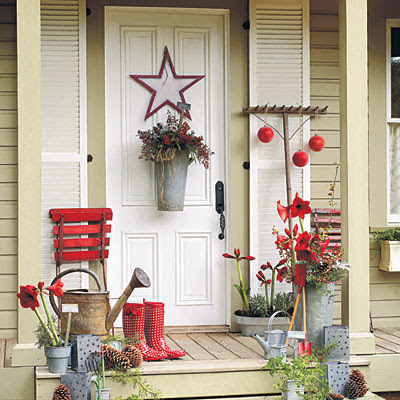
[312, 208, 341, 250]
[49, 208, 113, 290]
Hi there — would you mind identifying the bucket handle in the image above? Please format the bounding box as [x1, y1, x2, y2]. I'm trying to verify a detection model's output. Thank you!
[267, 310, 292, 331]
[49, 267, 103, 319]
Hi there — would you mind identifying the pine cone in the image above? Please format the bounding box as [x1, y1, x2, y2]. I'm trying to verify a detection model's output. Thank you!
[121, 344, 143, 368]
[350, 369, 368, 397]
[346, 379, 359, 399]
[52, 384, 71, 400]
[329, 394, 344, 400]
[102, 344, 131, 370]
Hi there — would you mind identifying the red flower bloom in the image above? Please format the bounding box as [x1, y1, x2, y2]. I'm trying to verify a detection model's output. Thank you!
[256, 271, 272, 286]
[222, 253, 235, 259]
[275, 235, 292, 251]
[290, 192, 312, 219]
[234, 248, 240, 258]
[295, 245, 317, 263]
[223, 249, 255, 262]
[276, 258, 288, 267]
[296, 231, 311, 247]
[293, 224, 299, 236]
[284, 228, 291, 237]
[277, 201, 290, 223]
[319, 238, 330, 256]
[276, 266, 288, 282]
[17, 285, 40, 311]
[260, 262, 273, 270]
[242, 256, 256, 261]
[46, 279, 64, 298]
[38, 281, 44, 291]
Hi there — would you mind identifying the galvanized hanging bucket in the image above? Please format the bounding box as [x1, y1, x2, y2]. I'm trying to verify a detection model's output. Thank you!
[155, 151, 191, 211]
[45, 345, 71, 374]
[294, 282, 335, 348]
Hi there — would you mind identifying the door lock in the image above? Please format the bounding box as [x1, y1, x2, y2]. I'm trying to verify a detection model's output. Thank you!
[215, 181, 225, 240]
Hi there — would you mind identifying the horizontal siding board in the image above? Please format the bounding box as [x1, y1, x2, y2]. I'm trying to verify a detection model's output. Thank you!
[371, 300, 400, 318]
[0, 310, 16, 329]
[0, 183, 17, 201]
[0, 255, 17, 274]
[0, 6, 16, 24]
[0, 201, 17, 218]
[0, 130, 17, 146]
[0, 165, 17, 182]
[0, 111, 17, 129]
[311, 199, 341, 208]
[0, 41, 16, 57]
[311, 165, 341, 182]
[0, 76, 17, 92]
[310, 14, 338, 32]
[0, 219, 17, 237]
[310, 31, 339, 47]
[0, 24, 16, 39]
[0, 238, 17, 254]
[309, 130, 339, 147]
[310, 148, 339, 165]
[0, 275, 16, 292]
[0, 328, 16, 339]
[311, 48, 339, 63]
[0, 93, 16, 109]
[310, 81, 339, 97]
[0, 292, 17, 310]
[0, 148, 17, 164]
[311, 182, 340, 198]
[371, 284, 400, 301]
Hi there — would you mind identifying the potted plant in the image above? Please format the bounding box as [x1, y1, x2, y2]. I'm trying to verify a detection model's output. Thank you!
[372, 228, 400, 272]
[17, 279, 70, 373]
[273, 192, 350, 348]
[137, 111, 213, 211]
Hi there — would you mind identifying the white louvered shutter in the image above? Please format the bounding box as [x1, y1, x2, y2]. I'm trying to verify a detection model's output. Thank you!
[249, 0, 310, 294]
[41, 0, 87, 290]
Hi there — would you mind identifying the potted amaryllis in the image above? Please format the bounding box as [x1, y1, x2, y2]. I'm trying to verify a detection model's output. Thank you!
[273, 192, 349, 347]
[17, 280, 70, 373]
[137, 111, 213, 211]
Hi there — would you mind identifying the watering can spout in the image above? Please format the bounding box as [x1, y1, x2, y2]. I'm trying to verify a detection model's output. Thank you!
[105, 268, 151, 331]
[254, 334, 270, 353]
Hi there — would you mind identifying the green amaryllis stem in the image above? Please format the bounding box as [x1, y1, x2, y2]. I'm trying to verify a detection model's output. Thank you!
[271, 269, 276, 312]
[102, 356, 106, 388]
[34, 308, 57, 347]
[40, 292, 59, 345]
[264, 284, 270, 310]
[299, 217, 305, 233]
[237, 260, 249, 311]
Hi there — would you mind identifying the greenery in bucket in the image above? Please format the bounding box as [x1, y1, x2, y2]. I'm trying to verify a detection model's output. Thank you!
[248, 292, 293, 318]
[372, 228, 400, 244]
[265, 354, 331, 400]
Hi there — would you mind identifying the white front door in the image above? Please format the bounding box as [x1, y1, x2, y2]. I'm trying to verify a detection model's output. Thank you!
[105, 7, 229, 326]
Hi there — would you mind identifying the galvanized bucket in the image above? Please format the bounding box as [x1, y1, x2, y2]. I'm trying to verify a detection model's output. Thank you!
[283, 380, 304, 400]
[294, 282, 335, 348]
[45, 345, 71, 373]
[100, 388, 111, 400]
[155, 151, 191, 211]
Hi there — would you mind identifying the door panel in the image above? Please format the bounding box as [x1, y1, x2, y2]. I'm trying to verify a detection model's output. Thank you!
[105, 8, 229, 326]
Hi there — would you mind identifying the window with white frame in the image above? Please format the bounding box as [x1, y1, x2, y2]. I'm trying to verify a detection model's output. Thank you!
[387, 20, 400, 223]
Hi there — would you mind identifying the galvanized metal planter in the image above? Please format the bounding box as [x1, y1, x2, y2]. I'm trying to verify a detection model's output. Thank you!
[283, 380, 304, 400]
[61, 372, 91, 400]
[155, 151, 190, 211]
[321, 361, 349, 396]
[45, 345, 71, 374]
[235, 314, 290, 337]
[294, 282, 335, 348]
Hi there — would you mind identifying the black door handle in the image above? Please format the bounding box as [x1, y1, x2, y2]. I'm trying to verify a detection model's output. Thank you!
[215, 181, 225, 240]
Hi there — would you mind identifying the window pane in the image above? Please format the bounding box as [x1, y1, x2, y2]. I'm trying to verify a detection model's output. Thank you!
[390, 124, 400, 215]
[391, 28, 400, 118]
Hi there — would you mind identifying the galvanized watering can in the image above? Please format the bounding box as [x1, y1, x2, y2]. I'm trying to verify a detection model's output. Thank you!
[254, 310, 291, 360]
[50, 267, 150, 337]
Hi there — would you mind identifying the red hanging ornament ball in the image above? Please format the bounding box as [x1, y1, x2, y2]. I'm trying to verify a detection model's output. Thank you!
[308, 135, 325, 152]
[257, 126, 274, 143]
[292, 151, 309, 167]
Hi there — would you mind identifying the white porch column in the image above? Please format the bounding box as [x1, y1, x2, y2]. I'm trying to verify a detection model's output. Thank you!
[13, 0, 45, 366]
[339, 0, 375, 355]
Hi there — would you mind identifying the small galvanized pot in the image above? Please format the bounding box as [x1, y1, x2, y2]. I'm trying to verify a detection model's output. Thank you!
[283, 380, 304, 400]
[100, 388, 111, 400]
[235, 315, 290, 337]
[155, 151, 190, 211]
[45, 345, 71, 373]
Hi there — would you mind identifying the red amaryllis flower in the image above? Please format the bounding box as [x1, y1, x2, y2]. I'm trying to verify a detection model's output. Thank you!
[276, 266, 288, 282]
[275, 235, 292, 251]
[277, 201, 289, 223]
[242, 256, 256, 261]
[295, 245, 317, 263]
[319, 238, 330, 256]
[38, 281, 44, 291]
[222, 253, 235, 259]
[296, 231, 311, 247]
[17, 285, 40, 311]
[290, 192, 312, 219]
[260, 262, 273, 270]
[234, 248, 240, 258]
[276, 258, 288, 267]
[256, 271, 272, 286]
[223, 249, 255, 262]
[46, 279, 64, 298]
[293, 224, 299, 236]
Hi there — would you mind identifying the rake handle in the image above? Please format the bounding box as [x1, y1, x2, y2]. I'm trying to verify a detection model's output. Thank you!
[302, 286, 307, 340]
[285, 288, 302, 345]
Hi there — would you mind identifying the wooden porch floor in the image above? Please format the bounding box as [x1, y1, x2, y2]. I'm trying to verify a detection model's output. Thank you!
[373, 327, 400, 354]
[0, 339, 16, 368]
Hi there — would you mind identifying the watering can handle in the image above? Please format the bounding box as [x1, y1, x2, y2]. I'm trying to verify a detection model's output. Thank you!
[267, 310, 292, 332]
[49, 267, 103, 318]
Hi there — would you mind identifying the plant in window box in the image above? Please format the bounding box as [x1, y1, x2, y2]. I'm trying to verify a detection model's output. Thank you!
[372, 228, 400, 272]
[137, 111, 213, 211]
[17, 280, 71, 373]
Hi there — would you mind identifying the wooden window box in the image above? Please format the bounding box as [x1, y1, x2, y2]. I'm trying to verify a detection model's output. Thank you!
[379, 241, 400, 272]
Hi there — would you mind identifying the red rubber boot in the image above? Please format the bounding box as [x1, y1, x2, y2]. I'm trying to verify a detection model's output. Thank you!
[122, 303, 167, 361]
[144, 300, 186, 359]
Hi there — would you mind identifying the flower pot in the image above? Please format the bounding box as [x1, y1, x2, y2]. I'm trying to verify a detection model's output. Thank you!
[379, 240, 400, 271]
[294, 282, 335, 348]
[100, 387, 111, 400]
[45, 345, 71, 373]
[155, 151, 190, 211]
[235, 315, 290, 337]
[283, 380, 304, 400]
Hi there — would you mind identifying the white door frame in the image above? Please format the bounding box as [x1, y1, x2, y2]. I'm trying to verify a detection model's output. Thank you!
[104, 6, 232, 326]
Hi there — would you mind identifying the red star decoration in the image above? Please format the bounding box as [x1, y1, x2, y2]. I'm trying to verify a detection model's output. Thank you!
[130, 47, 204, 120]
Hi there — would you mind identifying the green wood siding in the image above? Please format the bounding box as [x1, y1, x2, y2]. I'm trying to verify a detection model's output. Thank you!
[0, 0, 17, 339]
